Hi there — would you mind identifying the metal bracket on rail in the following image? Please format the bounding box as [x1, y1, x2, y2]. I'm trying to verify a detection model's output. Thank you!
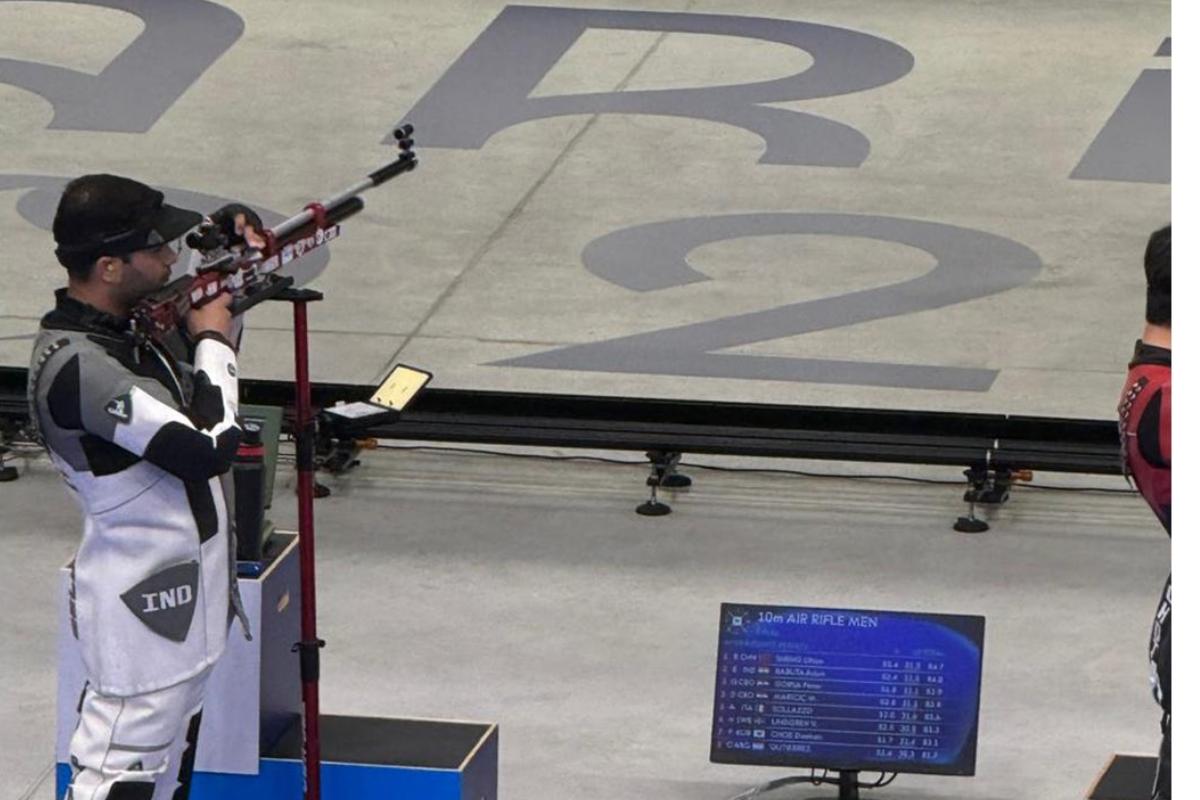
[0, 446, 17, 482]
[954, 464, 993, 533]
[0, 417, 20, 482]
[314, 419, 364, 477]
[636, 450, 691, 516]
[953, 447, 1032, 533]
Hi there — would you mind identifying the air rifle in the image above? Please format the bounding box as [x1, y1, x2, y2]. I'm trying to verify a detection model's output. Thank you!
[131, 125, 417, 342]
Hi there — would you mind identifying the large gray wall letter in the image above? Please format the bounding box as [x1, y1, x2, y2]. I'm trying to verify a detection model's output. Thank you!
[396, 5, 914, 166]
[1070, 69, 1170, 184]
[0, 0, 242, 132]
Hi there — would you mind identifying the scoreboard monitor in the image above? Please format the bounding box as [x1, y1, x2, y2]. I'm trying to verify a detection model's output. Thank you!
[711, 603, 985, 776]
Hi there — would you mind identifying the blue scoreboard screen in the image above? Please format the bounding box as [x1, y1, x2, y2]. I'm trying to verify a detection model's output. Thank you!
[711, 603, 985, 776]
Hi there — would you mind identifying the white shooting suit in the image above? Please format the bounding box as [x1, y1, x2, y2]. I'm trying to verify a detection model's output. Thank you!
[30, 290, 249, 799]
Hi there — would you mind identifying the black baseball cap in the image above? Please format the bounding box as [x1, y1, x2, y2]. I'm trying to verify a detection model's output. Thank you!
[53, 174, 202, 268]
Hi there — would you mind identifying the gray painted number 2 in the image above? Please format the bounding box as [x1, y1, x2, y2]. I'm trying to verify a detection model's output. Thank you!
[401, 6, 1042, 391]
[493, 215, 1041, 392]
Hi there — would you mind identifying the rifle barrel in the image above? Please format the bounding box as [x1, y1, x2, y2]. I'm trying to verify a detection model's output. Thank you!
[271, 152, 415, 241]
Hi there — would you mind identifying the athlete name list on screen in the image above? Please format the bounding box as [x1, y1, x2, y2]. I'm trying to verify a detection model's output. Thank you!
[714, 610, 963, 765]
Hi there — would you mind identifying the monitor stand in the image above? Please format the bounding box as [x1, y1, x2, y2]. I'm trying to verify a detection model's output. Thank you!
[835, 770, 860, 800]
[733, 769, 869, 800]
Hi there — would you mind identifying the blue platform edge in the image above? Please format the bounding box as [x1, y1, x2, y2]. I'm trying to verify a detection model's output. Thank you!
[57, 758, 468, 799]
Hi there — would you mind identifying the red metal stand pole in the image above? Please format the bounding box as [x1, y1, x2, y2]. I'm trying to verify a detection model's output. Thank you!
[292, 294, 324, 800]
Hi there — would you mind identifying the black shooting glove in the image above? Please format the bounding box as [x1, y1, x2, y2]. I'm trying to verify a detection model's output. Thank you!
[208, 203, 265, 248]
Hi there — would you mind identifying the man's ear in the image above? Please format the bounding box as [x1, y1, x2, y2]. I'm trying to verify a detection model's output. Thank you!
[96, 256, 123, 284]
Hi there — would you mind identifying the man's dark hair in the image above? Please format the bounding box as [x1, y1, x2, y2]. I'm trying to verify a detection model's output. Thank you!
[1144, 224, 1170, 326]
[52, 174, 201, 281]
[53, 176, 123, 280]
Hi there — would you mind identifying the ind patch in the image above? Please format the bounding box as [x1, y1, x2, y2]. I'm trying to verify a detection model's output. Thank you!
[120, 561, 200, 643]
[106, 392, 133, 423]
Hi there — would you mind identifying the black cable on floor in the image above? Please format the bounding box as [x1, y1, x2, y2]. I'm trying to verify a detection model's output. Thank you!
[365, 442, 1137, 495]
[868, 772, 899, 787]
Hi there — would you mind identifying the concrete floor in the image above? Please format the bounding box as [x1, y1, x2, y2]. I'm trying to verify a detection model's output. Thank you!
[0, 1, 1173, 799]
[1, 448, 1169, 800]
[0, 0, 1170, 417]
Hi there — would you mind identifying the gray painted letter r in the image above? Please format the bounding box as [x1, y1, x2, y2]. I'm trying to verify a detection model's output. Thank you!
[395, 5, 914, 166]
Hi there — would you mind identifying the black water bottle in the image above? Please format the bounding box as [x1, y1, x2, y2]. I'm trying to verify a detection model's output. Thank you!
[233, 420, 266, 561]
